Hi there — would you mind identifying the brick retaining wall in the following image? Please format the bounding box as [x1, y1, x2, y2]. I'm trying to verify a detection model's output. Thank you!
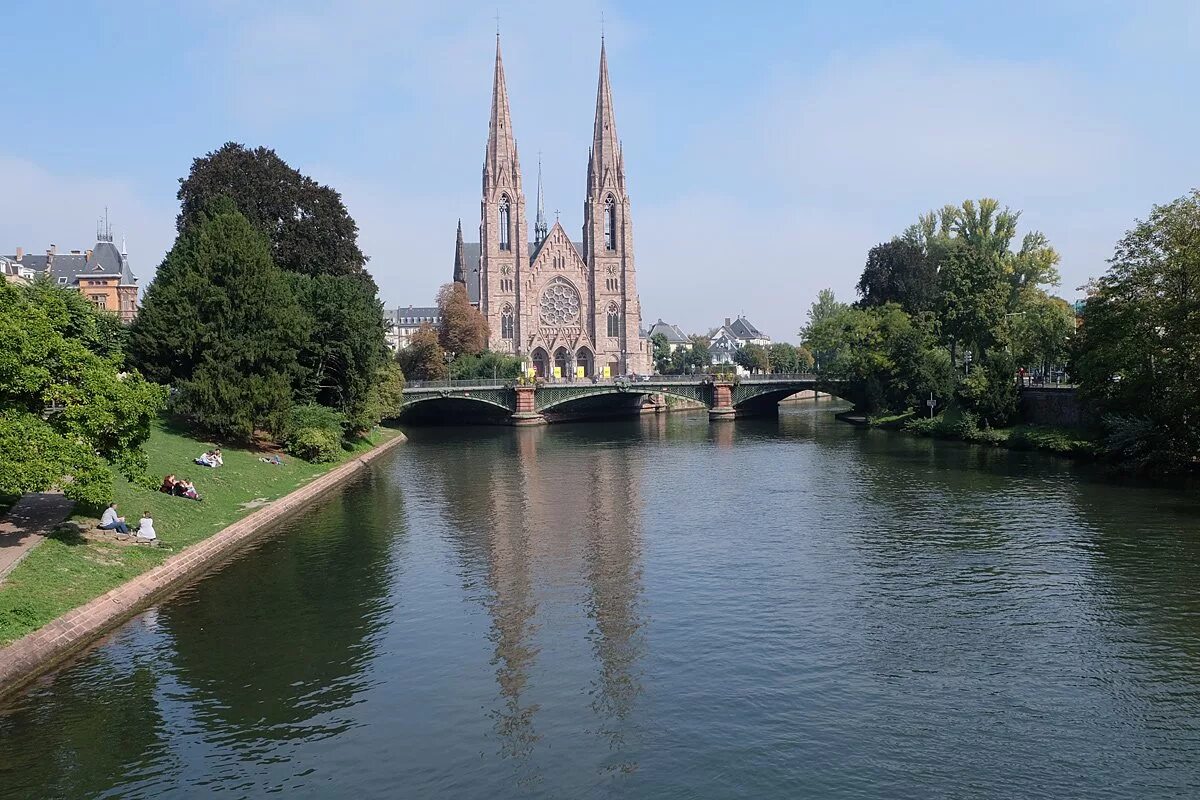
[0, 432, 407, 703]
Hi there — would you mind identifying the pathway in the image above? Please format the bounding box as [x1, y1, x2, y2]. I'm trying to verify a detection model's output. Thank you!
[0, 492, 74, 584]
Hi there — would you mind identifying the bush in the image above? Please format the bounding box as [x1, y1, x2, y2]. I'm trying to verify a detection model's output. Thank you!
[281, 403, 346, 462]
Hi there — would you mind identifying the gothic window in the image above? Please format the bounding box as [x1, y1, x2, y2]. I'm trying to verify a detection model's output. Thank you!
[604, 195, 616, 250]
[501, 304, 514, 339]
[605, 277, 619, 291]
[539, 276, 581, 327]
[499, 196, 511, 251]
[607, 302, 621, 338]
[500, 277, 513, 292]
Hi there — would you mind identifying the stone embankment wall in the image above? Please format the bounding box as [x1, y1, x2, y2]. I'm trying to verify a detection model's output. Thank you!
[1019, 388, 1085, 427]
[0, 433, 407, 703]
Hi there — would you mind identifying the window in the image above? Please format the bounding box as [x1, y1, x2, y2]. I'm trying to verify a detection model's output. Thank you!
[501, 304, 514, 339]
[89, 294, 107, 309]
[605, 277, 619, 292]
[500, 278, 513, 292]
[607, 303, 621, 338]
[57, 276, 68, 285]
[499, 196, 511, 250]
[604, 195, 616, 250]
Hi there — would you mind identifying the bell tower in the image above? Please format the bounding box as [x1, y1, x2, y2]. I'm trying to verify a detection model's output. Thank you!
[583, 40, 644, 374]
[480, 34, 527, 354]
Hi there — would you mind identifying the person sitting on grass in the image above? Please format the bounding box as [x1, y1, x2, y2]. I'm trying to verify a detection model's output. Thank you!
[181, 479, 201, 501]
[99, 502, 130, 534]
[159, 474, 176, 494]
[136, 511, 157, 541]
[195, 448, 223, 468]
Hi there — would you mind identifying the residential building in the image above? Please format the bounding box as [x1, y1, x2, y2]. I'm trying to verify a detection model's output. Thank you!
[707, 316, 771, 366]
[647, 319, 689, 353]
[4, 227, 139, 322]
[385, 306, 442, 352]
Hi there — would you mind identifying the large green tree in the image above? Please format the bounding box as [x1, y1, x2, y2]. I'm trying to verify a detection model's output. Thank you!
[650, 332, 671, 374]
[734, 344, 771, 373]
[128, 200, 308, 440]
[396, 324, 448, 381]
[856, 239, 937, 313]
[177, 142, 369, 280]
[292, 273, 388, 431]
[1075, 189, 1200, 468]
[0, 281, 165, 505]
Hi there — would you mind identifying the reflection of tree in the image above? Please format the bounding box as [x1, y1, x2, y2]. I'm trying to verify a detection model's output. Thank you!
[159, 473, 401, 739]
[0, 624, 170, 799]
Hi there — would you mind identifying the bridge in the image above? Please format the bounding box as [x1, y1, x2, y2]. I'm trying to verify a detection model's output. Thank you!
[395, 374, 843, 425]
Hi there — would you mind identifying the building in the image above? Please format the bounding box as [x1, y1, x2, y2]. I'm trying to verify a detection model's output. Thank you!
[708, 316, 771, 365]
[647, 319, 689, 353]
[4, 226, 139, 322]
[1, 255, 38, 284]
[448, 36, 652, 379]
[385, 306, 442, 352]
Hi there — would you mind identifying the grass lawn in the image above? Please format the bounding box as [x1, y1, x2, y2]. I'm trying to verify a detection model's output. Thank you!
[0, 417, 401, 645]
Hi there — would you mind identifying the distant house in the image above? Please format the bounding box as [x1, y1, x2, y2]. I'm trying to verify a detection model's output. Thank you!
[385, 306, 442, 352]
[3, 230, 139, 323]
[707, 316, 771, 365]
[647, 319, 689, 353]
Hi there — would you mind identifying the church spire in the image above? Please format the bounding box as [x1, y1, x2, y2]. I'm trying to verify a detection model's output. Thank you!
[453, 219, 466, 284]
[535, 153, 548, 245]
[588, 39, 623, 194]
[485, 34, 520, 192]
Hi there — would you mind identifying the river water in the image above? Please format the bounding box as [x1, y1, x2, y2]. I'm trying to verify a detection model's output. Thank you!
[2, 402, 1200, 799]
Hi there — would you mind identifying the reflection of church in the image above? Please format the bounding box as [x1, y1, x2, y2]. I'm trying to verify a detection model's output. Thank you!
[451, 36, 652, 377]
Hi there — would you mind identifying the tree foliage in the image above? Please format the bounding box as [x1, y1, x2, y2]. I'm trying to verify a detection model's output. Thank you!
[396, 324, 448, 381]
[0, 282, 166, 506]
[177, 142, 369, 281]
[734, 344, 771, 373]
[650, 332, 671, 374]
[448, 350, 524, 380]
[767, 342, 813, 373]
[437, 282, 489, 357]
[128, 199, 308, 440]
[856, 239, 937, 313]
[1075, 189, 1200, 468]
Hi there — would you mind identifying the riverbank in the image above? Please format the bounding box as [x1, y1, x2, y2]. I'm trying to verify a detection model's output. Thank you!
[862, 409, 1100, 458]
[0, 419, 405, 700]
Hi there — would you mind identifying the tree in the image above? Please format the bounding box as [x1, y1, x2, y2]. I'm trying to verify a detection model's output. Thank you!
[128, 199, 308, 440]
[1011, 291, 1074, 375]
[650, 332, 671, 374]
[396, 324, 448, 381]
[0, 282, 166, 506]
[292, 273, 388, 432]
[686, 335, 712, 371]
[436, 282, 489, 357]
[177, 142, 368, 280]
[448, 350, 524, 380]
[1075, 189, 1200, 468]
[734, 344, 771, 373]
[856, 239, 937, 313]
[768, 342, 801, 373]
[801, 289, 848, 371]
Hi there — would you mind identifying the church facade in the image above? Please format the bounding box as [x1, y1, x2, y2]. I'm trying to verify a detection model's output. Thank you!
[452, 37, 651, 378]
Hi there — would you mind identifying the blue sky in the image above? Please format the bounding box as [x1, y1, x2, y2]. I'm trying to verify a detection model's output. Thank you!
[2, 0, 1198, 341]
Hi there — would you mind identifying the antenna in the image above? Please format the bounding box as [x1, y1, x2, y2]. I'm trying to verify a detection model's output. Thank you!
[494, 9, 500, 36]
[601, 10, 605, 41]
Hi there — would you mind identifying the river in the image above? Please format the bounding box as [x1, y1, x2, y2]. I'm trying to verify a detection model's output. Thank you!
[2, 401, 1200, 799]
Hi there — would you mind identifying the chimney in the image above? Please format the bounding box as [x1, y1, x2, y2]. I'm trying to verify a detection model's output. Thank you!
[14, 247, 22, 261]
[49, 244, 57, 254]
[724, 317, 731, 327]
[86, 249, 93, 261]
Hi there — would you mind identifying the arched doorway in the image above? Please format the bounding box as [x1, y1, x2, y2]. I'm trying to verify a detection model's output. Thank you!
[531, 347, 550, 378]
[576, 347, 593, 378]
[553, 347, 571, 380]
[606, 358, 620, 379]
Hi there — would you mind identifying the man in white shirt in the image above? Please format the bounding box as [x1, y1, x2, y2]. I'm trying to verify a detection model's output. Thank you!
[99, 503, 130, 534]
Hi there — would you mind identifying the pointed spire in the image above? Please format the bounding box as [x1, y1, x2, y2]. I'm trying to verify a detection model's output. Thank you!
[535, 153, 548, 245]
[453, 219, 466, 284]
[589, 39, 623, 194]
[485, 34, 520, 191]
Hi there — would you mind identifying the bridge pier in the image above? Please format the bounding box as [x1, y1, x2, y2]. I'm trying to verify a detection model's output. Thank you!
[510, 385, 546, 426]
[708, 381, 736, 421]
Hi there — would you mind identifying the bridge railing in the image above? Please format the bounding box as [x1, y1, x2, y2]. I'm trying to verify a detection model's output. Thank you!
[405, 378, 510, 390]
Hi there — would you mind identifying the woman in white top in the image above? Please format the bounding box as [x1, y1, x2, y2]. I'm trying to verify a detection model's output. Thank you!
[136, 512, 157, 541]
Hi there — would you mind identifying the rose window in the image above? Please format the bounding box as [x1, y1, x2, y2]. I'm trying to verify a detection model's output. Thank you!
[539, 277, 581, 326]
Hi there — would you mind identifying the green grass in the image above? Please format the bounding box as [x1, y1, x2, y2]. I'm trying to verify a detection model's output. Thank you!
[867, 410, 916, 429]
[0, 418, 400, 645]
[903, 412, 1099, 457]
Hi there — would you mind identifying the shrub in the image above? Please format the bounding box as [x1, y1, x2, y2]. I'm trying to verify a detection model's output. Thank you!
[281, 403, 346, 462]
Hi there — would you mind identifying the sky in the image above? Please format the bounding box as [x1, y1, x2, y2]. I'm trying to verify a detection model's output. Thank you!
[2, 0, 1198, 342]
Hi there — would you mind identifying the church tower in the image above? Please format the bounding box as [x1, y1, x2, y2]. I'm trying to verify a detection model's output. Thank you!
[479, 35, 527, 354]
[583, 40, 646, 374]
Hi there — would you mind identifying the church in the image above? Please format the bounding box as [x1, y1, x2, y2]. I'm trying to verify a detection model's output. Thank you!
[451, 36, 652, 378]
